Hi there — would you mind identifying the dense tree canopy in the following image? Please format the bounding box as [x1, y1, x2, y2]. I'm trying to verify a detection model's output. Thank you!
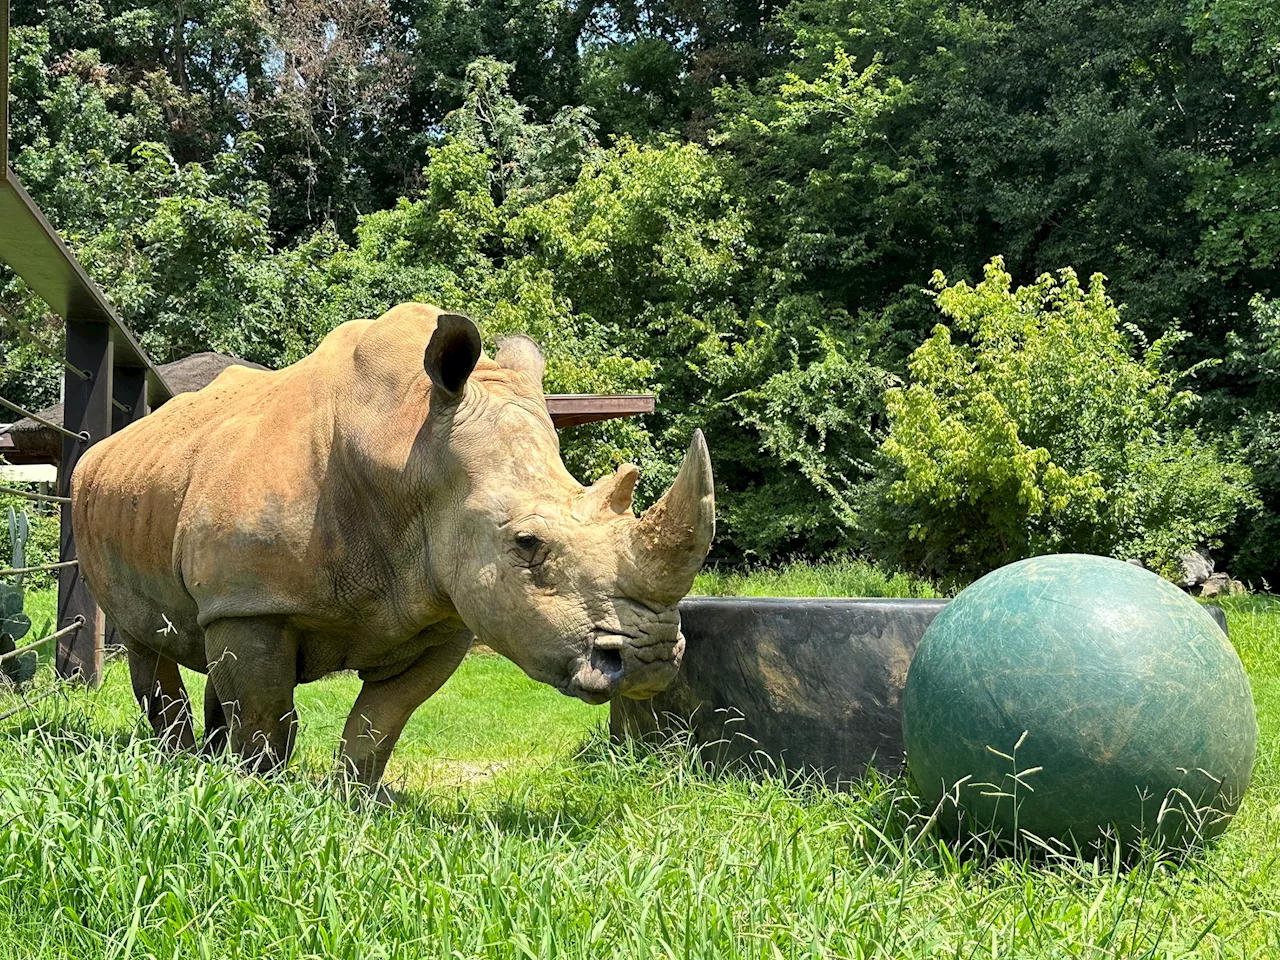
[3, 0, 1279, 581]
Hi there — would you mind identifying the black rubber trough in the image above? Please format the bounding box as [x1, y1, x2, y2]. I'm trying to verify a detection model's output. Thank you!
[610, 597, 1231, 785]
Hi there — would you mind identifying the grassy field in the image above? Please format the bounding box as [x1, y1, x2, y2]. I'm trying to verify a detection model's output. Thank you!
[693, 557, 950, 599]
[0, 568, 1277, 958]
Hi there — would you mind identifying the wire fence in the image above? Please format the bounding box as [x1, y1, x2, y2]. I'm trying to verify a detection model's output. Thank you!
[0, 302, 89, 383]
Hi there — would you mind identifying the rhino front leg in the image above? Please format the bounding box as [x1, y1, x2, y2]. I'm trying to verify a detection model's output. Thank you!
[339, 628, 473, 787]
[202, 676, 230, 755]
[126, 644, 196, 750]
[205, 618, 299, 775]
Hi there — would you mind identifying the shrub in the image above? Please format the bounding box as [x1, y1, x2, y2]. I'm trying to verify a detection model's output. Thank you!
[869, 258, 1256, 580]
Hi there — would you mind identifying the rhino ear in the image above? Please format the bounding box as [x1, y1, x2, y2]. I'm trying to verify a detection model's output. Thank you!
[495, 335, 546, 389]
[424, 312, 482, 399]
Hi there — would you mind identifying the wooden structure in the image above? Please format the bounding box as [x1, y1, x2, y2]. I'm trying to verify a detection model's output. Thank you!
[2, 0, 173, 685]
[1, 354, 268, 465]
[2, 374, 652, 465]
[545, 394, 654, 428]
[0, 3, 655, 686]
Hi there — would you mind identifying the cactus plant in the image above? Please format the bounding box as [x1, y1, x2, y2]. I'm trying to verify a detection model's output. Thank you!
[8, 505, 28, 581]
[1, 507, 36, 683]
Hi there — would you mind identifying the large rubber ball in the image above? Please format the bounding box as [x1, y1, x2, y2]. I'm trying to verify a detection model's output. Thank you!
[902, 554, 1257, 850]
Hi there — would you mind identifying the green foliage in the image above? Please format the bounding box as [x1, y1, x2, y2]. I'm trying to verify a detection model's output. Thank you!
[1214, 296, 1280, 585]
[1187, 0, 1280, 279]
[0, 495, 58, 592]
[505, 135, 893, 552]
[873, 259, 1257, 579]
[0, 584, 31, 646]
[694, 555, 947, 598]
[5, 507, 28, 577]
[714, 43, 932, 326]
[0, 582, 37, 685]
[6, 0, 1280, 574]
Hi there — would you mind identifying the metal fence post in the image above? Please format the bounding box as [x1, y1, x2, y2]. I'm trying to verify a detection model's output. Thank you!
[57, 320, 113, 685]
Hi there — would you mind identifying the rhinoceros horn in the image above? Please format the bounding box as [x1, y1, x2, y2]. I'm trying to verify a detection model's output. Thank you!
[580, 463, 640, 517]
[628, 430, 715, 602]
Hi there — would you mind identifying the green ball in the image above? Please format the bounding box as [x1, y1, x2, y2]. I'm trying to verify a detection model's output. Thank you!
[903, 554, 1257, 850]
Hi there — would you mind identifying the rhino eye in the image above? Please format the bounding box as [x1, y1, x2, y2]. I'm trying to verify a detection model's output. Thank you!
[514, 533, 542, 551]
[510, 531, 549, 571]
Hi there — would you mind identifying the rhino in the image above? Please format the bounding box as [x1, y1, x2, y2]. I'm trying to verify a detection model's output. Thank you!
[71, 304, 714, 786]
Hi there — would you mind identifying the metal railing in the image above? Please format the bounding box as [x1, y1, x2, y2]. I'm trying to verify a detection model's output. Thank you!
[0, 395, 89, 443]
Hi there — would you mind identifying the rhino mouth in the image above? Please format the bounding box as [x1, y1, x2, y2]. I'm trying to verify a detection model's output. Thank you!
[564, 626, 684, 704]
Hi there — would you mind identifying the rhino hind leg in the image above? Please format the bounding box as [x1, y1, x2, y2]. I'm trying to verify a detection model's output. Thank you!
[126, 645, 196, 751]
[205, 617, 299, 775]
[338, 627, 473, 787]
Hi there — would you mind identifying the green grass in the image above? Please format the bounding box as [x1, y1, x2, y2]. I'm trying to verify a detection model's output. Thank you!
[0, 578, 1277, 957]
[693, 556, 949, 598]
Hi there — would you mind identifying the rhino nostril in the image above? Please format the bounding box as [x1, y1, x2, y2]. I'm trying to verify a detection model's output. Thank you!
[593, 646, 624, 679]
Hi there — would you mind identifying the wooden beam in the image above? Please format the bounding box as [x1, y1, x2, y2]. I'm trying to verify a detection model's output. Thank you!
[57, 320, 112, 686]
[0, 174, 173, 409]
[545, 394, 655, 429]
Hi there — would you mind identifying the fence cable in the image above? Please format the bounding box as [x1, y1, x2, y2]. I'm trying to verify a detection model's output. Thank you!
[0, 559, 77, 577]
[0, 617, 83, 665]
[0, 303, 90, 382]
[0, 485, 69, 504]
[0, 395, 89, 443]
[0, 396, 90, 445]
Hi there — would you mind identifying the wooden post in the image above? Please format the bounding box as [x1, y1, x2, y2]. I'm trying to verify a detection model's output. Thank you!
[57, 320, 112, 685]
[112, 366, 147, 433]
[104, 365, 147, 655]
[2, 0, 10, 174]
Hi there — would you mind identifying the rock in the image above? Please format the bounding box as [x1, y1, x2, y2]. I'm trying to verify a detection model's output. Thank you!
[1199, 573, 1231, 598]
[1126, 558, 1146, 569]
[1178, 549, 1214, 588]
[1195, 572, 1247, 599]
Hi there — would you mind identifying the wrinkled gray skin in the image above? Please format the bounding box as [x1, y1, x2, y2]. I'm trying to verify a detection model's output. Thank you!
[72, 304, 715, 787]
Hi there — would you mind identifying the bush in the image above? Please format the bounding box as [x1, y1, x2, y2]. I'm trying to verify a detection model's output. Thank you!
[868, 258, 1257, 580]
